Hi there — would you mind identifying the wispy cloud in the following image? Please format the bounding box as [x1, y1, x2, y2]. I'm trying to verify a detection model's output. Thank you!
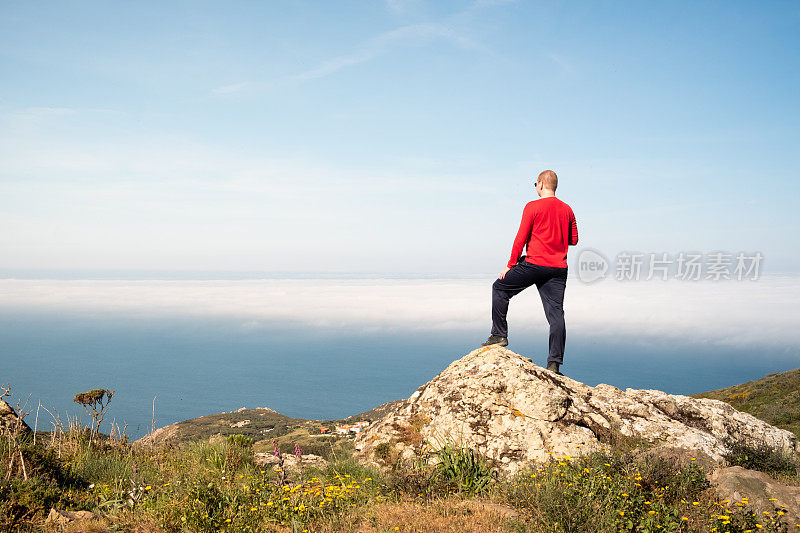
[289, 0, 523, 83]
[290, 22, 477, 81]
[546, 52, 574, 76]
[10, 106, 77, 117]
[210, 82, 250, 95]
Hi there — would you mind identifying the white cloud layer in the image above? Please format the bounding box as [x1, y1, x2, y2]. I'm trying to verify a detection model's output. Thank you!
[1, 276, 799, 349]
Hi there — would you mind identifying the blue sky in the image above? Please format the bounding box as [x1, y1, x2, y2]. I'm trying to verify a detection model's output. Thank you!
[1, 1, 798, 275]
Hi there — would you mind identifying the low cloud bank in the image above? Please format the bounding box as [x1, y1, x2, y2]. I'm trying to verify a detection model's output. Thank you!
[1, 276, 798, 348]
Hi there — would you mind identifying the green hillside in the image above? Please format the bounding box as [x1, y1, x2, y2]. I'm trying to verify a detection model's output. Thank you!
[133, 401, 406, 457]
[692, 368, 800, 438]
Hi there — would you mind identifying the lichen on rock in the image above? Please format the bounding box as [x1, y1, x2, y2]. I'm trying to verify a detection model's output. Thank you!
[354, 346, 798, 476]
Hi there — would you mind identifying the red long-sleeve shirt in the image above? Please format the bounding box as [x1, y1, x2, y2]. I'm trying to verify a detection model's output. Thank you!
[507, 197, 578, 269]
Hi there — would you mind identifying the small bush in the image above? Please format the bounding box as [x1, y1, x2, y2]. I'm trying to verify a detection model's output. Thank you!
[707, 504, 791, 533]
[390, 414, 430, 456]
[374, 442, 391, 461]
[225, 434, 254, 473]
[226, 434, 254, 448]
[771, 411, 800, 426]
[69, 447, 134, 483]
[723, 436, 798, 477]
[330, 457, 376, 478]
[200, 443, 227, 472]
[505, 449, 715, 532]
[295, 439, 337, 458]
[184, 481, 226, 531]
[432, 444, 497, 495]
[0, 476, 87, 527]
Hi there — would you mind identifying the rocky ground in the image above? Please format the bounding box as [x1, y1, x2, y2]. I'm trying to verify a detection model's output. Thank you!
[354, 346, 797, 474]
[353, 345, 800, 523]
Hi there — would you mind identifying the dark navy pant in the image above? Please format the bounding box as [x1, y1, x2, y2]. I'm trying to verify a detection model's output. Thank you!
[491, 260, 568, 364]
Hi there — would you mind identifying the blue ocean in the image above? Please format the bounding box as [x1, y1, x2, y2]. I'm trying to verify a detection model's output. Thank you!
[2, 307, 798, 441]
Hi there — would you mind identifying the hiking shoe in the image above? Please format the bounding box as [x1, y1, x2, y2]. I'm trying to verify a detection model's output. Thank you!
[481, 335, 508, 347]
[546, 361, 563, 375]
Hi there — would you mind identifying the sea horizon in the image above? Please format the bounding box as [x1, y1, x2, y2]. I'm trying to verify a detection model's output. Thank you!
[2, 274, 798, 440]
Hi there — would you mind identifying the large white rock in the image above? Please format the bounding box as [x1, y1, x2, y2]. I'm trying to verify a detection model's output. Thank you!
[354, 346, 798, 476]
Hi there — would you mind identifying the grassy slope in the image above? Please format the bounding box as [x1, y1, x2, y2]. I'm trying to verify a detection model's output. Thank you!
[135, 400, 406, 456]
[140, 408, 309, 443]
[692, 368, 800, 438]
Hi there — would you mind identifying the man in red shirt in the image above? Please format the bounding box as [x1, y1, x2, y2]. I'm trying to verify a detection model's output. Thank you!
[482, 170, 578, 376]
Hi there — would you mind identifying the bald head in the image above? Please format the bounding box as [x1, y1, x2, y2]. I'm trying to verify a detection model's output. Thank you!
[537, 170, 558, 192]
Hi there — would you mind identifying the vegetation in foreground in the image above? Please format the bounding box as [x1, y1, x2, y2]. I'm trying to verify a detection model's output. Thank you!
[1, 381, 799, 532]
[1, 428, 797, 532]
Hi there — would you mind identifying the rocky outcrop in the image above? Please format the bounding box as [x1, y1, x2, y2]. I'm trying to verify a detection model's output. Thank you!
[45, 509, 98, 529]
[354, 346, 798, 476]
[133, 422, 182, 447]
[0, 399, 32, 437]
[710, 466, 799, 525]
[255, 452, 327, 471]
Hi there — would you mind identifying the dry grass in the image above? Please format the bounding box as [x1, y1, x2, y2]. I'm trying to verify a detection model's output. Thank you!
[61, 516, 167, 533]
[308, 497, 521, 532]
[63, 521, 111, 533]
[394, 414, 429, 450]
[123, 520, 167, 533]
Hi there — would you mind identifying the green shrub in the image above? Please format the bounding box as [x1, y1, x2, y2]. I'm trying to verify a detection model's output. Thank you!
[68, 447, 134, 483]
[184, 481, 226, 531]
[505, 450, 714, 532]
[432, 444, 497, 495]
[292, 440, 336, 458]
[771, 411, 800, 426]
[709, 506, 790, 533]
[200, 442, 227, 472]
[0, 476, 86, 527]
[226, 434, 254, 448]
[723, 436, 798, 477]
[225, 435, 254, 475]
[374, 442, 391, 461]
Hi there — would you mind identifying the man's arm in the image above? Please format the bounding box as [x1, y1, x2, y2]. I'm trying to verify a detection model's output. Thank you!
[569, 211, 578, 246]
[506, 203, 534, 269]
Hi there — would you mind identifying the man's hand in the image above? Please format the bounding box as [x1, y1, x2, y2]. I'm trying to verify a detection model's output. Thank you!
[498, 266, 512, 280]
